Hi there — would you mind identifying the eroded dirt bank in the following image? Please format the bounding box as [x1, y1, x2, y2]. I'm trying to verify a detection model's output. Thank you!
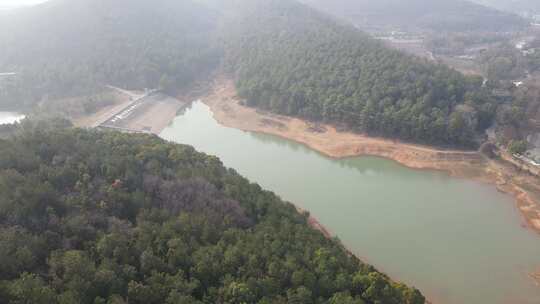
[198, 77, 540, 235]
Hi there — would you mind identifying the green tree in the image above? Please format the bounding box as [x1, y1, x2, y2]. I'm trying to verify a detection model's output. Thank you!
[6, 273, 57, 304]
[508, 140, 528, 155]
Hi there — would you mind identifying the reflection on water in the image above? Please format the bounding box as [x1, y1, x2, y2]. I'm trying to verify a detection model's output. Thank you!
[249, 131, 306, 153]
[161, 101, 540, 304]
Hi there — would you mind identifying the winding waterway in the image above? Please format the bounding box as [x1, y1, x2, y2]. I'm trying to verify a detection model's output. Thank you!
[0, 111, 24, 125]
[160, 101, 540, 304]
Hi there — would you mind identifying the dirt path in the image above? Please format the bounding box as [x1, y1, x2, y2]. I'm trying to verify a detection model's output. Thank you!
[199, 76, 540, 234]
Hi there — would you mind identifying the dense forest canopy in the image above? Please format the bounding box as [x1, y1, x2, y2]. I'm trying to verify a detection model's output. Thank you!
[0, 0, 222, 109]
[224, 0, 497, 148]
[0, 123, 424, 304]
[495, 78, 540, 148]
[476, 41, 540, 81]
[299, 0, 527, 32]
[0, 0, 516, 148]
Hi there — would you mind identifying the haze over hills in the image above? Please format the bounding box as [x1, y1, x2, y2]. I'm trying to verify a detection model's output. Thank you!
[0, 1, 428, 303]
[470, 0, 540, 16]
[1, 0, 503, 148]
[298, 0, 527, 32]
[0, 0, 222, 109]
[0, 1, 540, 303]
[225, 0, 498, 148]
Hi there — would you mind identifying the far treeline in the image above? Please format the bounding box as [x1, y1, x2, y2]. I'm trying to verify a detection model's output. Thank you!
[0, 0, 525, 149]
[298, 0, 528, 32]
[0, 122, 425, 304]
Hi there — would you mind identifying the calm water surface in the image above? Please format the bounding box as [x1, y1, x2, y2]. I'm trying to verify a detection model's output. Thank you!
[0, 111, 24, 125]
[161, 101, 540, 304]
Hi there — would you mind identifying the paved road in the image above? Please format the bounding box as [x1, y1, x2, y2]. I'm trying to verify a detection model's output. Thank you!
[99, 85, 161, 131]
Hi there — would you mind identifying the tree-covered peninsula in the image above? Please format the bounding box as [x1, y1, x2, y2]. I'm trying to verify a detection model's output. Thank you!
[0, 123, 424, 304]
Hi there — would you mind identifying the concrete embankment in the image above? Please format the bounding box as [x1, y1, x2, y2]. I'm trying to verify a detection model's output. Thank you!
[75, 88, 188, 135]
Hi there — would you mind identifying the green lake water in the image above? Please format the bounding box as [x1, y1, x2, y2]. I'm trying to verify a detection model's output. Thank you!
[160, 101, 540, 304]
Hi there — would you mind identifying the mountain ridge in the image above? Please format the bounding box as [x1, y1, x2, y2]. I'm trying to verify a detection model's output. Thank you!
[299, 0, 527, 32]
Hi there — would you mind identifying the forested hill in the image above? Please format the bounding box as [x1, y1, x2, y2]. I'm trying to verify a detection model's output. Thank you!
[225, 0, 496, 148]
[0, 123, 424, 304]
[0, 0, 222, 109]
[2, 0, 501, 147]
[299, 0, 527, 32]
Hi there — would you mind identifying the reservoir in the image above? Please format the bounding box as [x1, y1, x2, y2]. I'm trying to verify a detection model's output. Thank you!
[161, 101, 540, 304]
[0, 111, 24, 125]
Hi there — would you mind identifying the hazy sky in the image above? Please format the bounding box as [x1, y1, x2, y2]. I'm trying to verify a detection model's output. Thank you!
[0, 0, 48, 8]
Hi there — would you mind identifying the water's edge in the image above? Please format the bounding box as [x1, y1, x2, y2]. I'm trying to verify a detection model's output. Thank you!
[199, 78, 540, 235]
[160, 100, 540, 304]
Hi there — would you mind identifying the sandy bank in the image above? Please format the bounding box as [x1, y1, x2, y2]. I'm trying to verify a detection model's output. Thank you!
[198, 77, 540, 235]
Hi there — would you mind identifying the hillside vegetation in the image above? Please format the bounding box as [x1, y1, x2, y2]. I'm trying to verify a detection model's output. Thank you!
[0, 123, 424, 304]
[0, 0, 514, 148]
[225, 0, 497, 148]
[495, 78, 540, 151]
[0, 0, 221, 109]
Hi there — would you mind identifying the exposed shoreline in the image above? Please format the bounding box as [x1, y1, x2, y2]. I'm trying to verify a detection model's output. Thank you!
[199, 77, 540, 235]
[71, 77, 538, 304]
